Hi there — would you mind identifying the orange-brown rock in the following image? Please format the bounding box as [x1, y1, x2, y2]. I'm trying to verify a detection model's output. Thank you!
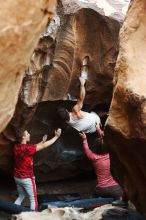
[21, 7, 120, 109]
[0, 2, 121, 182]
[105, 0, 146, 214]
[0, 1, 123, 182]
[0, 0, 56, 132]
[12, 206, 145, 220]
[0, 1, 122, 181]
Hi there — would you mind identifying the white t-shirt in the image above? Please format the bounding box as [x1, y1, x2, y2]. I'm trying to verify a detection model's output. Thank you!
[69, 112, 101, 133]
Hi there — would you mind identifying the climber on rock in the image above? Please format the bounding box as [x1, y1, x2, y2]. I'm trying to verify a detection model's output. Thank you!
[79, 130, 123, 199]
[13, 128, 61, 211]
[57, 56, 103, 147]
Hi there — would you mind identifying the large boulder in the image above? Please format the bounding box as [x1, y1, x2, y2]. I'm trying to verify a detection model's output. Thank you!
[61, 0, 130, 22]
[0, 0, 56, 132]
[12, 205, 145, 220]
[19, 1, 122, 108]
[0, 0, 129, 181]
[105, 0, 146, 214]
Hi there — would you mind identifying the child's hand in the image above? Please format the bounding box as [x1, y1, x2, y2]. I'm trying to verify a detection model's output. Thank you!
[55, 128, 61, 138]
[95, 122, 100, 129]
[42, 135, 47, 143]
[79, 132, 87, 140]
[95, 123, 104, 137]
[100, 130, 104, 137]
[96, 127, 104, 137]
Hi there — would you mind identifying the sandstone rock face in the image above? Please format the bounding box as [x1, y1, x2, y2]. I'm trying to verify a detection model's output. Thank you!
[62, 0, 130, 22]
[20, 1, 125, 108]
[0, 0, 56, 132]
[19, 9, 121, 110]
[12, 205, 115, 220]
[105, 0, 146, 214]
[0, 1, 129, 181]
[12, 205, 145, 220]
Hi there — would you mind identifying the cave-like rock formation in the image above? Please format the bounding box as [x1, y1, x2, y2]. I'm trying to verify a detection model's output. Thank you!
[0, 0, 56, 132]
[62, 0, 130, 22]
[0, 1, 129, 181]
[105, 0, 146, 214]
[20, 5, 120, 108]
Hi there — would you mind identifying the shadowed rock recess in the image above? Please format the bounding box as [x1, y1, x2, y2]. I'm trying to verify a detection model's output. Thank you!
[105, 0, 146, 214]
[1, 0, 131, 183]
[0, 0, 122, 182]
[2, 0, 146, 216]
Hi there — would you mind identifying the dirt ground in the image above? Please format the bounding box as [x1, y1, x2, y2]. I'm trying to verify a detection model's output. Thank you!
[0, 175, 144, 220]
[0, 174, 96, 203]
[0, 175, 95, 219]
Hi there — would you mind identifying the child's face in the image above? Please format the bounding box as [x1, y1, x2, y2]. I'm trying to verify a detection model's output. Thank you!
[23, 130, 30, 142]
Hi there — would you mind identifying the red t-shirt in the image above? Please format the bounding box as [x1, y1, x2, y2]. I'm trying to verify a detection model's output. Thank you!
[13, 144, 36, 178]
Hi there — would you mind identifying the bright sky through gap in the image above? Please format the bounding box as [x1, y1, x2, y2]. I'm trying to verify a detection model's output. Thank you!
[78, 0, 130, 17]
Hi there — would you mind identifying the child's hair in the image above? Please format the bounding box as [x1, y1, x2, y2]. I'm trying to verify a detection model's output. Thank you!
[57, 107, 70, 122]
[93, 138, 108, 155]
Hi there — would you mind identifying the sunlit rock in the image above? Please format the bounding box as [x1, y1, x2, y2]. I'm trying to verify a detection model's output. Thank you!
[0, 1, 129, 181]
[62, 0, 130, 22]
[0, 0, 56, 132]
[12, 205, 114, 220]
[105, 0, 146, 214]
[12, 205, 145, 220]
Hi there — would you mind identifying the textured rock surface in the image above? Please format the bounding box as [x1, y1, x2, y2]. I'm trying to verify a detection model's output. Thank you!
[62, 0, 130, 22]
[0, 2, 121, 181]
[105, 0, 146, 214]
[0, 1, 130, 181]
[12, 206, 145, 220]
[18, 6, 121, 111]
[20, 1, 123, 108]
[0, 0, 56, 132]
[12, 206, 114, 220]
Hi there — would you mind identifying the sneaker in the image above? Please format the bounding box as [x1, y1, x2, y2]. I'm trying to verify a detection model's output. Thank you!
[82, 56, 89, 66]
